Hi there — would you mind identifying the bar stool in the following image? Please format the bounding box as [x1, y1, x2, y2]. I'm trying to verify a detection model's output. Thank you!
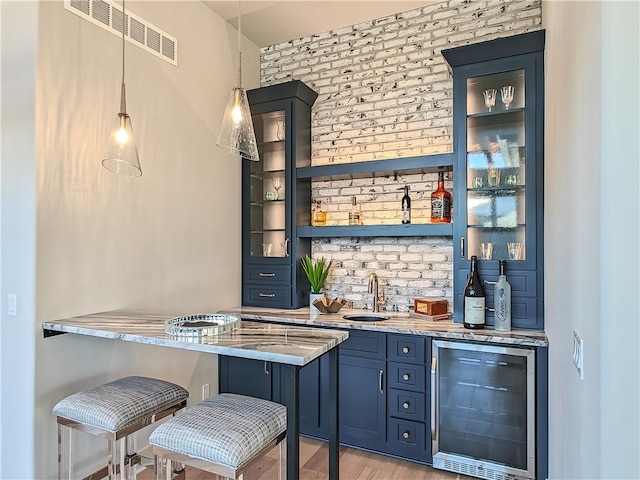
[149, 393, 286, 480]
[52, 376, 189, 480]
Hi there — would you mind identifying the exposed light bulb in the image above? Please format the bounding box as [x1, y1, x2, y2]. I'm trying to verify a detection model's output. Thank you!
[231, 104, 243, 124]
[116, 127, 129, 144]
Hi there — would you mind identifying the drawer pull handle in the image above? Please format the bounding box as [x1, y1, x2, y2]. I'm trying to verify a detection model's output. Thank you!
[403, 431, 410, 439]
[402, 346, 410, 354]
[403, 402, 410, 409]
[259, 293, 276, 298]
[259, 272, 276, 277]
[403, 373, 410, 381]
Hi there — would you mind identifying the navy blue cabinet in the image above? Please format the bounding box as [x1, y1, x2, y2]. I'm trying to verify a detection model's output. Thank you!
[242, 80, 318, 308]
[443, 31, 545, 329]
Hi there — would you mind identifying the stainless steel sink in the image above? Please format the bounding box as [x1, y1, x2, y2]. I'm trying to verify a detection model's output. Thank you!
[343, 313, 389, 322]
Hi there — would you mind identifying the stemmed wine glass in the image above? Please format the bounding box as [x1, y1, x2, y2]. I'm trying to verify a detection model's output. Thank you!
[501, 85, 515, 110]
[483, 89, 497, 112]
[272, 177, 282, 200]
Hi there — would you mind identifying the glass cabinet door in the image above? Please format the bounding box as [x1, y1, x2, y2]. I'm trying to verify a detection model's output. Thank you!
[465, 70, 527, 263]
[249, 110, 289, 259]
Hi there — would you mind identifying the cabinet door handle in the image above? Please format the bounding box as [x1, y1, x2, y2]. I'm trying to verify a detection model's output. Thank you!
[431, 357, 438, 442]
[259, 272, 276, 277]
[403, 373, 410, 381]
[402, 346, 410, 354]
[403, 402, 410, 409]
[379, 370, 384, 394]
[283, 238, 290, 257]
[259, 293, 276, 298]
[403, 431, 410, 439]
[264, 361, 270, 375]
[460, 237, 465, 260]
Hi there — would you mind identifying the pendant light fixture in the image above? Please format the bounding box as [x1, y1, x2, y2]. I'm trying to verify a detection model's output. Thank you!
[216, 0, 260, 162]
[102, 0, 142, 177]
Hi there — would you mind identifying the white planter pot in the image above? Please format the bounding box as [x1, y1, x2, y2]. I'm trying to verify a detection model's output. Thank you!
[309, 293, 324, 314]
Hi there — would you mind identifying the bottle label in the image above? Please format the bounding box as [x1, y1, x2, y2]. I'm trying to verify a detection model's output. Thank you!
[402, 206, 410, 223]
[464, 297, 485, 325]
[432, 196, 451, 219]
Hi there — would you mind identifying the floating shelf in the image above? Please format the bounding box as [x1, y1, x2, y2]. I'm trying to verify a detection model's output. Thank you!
[297, 223, 453, 238]
[297, 153, 454, 180]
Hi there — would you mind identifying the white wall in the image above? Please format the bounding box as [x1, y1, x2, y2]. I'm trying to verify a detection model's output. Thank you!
[544, 1, 639, 478]
[1, 1, 259, 477]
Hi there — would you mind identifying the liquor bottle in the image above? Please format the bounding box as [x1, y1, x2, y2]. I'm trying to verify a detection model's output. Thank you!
[463, 255, 485, 329]
[431, 171, 452, 223]
[312, 200, 327, 226]
[494, 260, 512, 331]
[348, 196, 362, 226]
[400, 185, 411, 224]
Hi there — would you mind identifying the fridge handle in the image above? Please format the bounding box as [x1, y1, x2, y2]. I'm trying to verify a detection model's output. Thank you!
[431, 356, 438, 441]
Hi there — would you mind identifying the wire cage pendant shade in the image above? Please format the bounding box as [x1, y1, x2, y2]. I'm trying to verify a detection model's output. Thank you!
[216, 1, 260, 162]
[102, 0, 142, 177]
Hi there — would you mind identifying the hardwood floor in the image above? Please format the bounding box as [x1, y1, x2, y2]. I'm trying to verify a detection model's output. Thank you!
[139, 437, 472, 480]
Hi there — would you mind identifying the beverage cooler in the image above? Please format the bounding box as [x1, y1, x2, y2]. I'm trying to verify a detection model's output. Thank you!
[431, 340, 536, 480]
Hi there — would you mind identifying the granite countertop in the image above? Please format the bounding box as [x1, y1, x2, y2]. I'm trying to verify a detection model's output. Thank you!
[221, 306, 549, 348]
[42, 310, 348, 366]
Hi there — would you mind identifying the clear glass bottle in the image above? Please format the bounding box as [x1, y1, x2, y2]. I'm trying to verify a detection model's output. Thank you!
[494, 260, 512, 331]
[348, 196, 362, 226]
[431, 171, 452, 223]
[312, 200, 327, 226]
[463, 255, 485, 329]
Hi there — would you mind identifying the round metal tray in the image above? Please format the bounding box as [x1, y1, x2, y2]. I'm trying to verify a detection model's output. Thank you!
[164, 314, 240, 337]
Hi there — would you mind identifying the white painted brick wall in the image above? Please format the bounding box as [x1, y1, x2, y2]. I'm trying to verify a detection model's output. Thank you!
[260, 0, 542, 312]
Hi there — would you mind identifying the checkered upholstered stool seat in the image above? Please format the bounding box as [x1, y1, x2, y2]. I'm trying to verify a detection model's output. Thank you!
[53, 376, 189, 480]
[149, 393, 287, 480]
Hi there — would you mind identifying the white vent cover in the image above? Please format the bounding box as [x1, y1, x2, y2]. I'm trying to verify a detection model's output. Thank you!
[65, 0, 177, 66]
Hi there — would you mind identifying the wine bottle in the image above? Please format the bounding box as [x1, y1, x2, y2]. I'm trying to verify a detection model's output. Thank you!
[348, 196, 361, 226]
[401, 185, 411, 224]
[463, 255, 485, 329]
[431, 171, 452, 223]
[494, 260, 512, 331]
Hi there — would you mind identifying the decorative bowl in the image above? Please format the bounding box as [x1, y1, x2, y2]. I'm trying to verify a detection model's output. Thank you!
[312, 296, 347, 314]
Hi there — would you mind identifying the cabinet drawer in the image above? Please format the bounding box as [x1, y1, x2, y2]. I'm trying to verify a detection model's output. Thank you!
[339, 330, 386, 360]
[388, 388, 426, 422]
[245, 265, 291, 285]
[388, 335, 425, 364]
[387, 418, 427, 460]
[388, 362, 426, 392]
[245, 285, 292, 307]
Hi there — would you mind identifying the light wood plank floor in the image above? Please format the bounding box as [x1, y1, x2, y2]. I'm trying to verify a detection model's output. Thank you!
[139, 437, 473, 480]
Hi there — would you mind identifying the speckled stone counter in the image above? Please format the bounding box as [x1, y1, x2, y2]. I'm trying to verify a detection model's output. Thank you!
[42, 310, 348, 365]
[221, 306, 548, 348]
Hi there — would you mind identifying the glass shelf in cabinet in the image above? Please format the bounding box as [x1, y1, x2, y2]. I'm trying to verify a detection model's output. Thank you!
[467, 223, 525, 229]
[467, 107, 525, 120]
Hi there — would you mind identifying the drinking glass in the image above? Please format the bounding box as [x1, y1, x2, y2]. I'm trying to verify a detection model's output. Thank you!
[262, 243, 273, 257]
[481, 242, 494, 260]
[507, 242, 522, 260]
[276, 121, 285, 141]
[483, 89, 497, 112]
[505, 174, 520, 186]
[501, 85, 515, 110]
[488, 165, 501, 187]
[272, 177, 282, 199]
[473, 176, 485, 188]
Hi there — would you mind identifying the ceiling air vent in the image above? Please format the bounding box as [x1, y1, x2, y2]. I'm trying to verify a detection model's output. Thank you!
[64, 0, 178, 66]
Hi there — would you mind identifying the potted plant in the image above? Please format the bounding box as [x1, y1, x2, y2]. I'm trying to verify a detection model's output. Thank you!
[301, 255, 333, 312]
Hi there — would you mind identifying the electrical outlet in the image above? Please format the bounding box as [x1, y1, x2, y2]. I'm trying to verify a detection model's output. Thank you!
[202, 383, 210, 400]
[573, 330, 584, 380]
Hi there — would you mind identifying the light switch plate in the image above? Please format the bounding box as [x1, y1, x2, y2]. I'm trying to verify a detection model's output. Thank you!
[573, 329, 584, 380]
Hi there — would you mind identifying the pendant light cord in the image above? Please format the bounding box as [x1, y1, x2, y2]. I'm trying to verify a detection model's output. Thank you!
[236, 0, 242, 88]
[119, 0, 127, 115]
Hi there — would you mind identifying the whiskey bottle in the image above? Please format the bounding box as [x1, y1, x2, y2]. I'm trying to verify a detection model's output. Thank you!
[463, 255, 485, 329]
[431, 171, 452, 223]
[494, 260, 512, 331]
[400, 185, 411, 224]
[312, 200, 327, 226]
[348, 196, 362, 226]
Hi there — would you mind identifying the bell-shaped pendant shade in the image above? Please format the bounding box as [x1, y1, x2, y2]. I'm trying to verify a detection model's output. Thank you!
[217, 86, 260, 162]
[102, 112, 142, 177]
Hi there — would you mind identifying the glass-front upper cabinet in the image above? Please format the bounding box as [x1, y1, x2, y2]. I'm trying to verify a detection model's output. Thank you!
[443, 31, 545, 329]
[465, 69, 527, 263]
[249, 110, 288, 259]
